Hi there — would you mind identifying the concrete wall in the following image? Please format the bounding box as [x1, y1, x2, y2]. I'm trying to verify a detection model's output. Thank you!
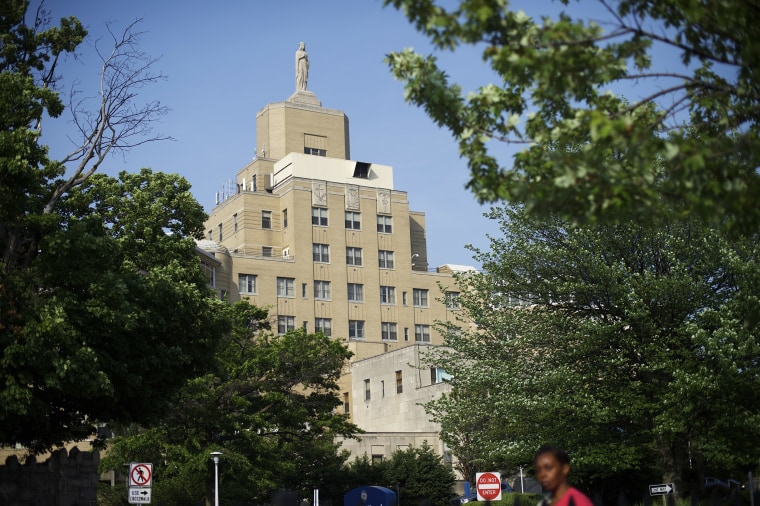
[0, 446, 98, 506]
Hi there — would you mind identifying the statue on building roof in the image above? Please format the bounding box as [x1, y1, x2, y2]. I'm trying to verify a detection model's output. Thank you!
[295, 41, 309, 92]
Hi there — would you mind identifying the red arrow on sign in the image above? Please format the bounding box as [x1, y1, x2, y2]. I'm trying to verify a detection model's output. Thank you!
[476, 472, 502, 501]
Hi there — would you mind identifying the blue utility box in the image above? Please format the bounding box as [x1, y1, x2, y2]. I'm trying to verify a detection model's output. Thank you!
[344, 486, 396, 506]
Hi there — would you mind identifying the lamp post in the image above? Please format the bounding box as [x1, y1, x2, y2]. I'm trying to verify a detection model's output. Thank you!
[210, 451, 223, 506]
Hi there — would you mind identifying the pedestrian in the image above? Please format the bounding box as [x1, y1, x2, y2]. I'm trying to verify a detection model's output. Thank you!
[534, 445, 592, 506]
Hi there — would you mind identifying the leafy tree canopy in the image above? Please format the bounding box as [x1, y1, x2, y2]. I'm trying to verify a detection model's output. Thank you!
[344, 442, 456, 506]
[100, 303, 359, 506]
[384, 0, 760, 234]
[0, 169, 230, 453]
[0, 2, 220, 453]
[425, 207, 760, 497]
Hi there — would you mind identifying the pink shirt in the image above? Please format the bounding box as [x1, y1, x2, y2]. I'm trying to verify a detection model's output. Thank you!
[556, 487, 593, 506]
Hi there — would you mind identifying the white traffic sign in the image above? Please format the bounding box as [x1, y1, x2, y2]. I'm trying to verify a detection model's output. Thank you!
[128, 487, 152, 503]
[129, 463, 153, 487]
[649, 483, 674, 496]
[476, 472, 502, 502]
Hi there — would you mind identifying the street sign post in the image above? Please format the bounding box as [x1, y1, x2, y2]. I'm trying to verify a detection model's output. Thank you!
[649, 483, 674, 496]
[476, 472, 502, 502]
[128, 487, 152, 503]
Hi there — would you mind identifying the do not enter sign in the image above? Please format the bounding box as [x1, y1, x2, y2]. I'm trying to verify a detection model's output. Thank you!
[476, 472, 502, 502]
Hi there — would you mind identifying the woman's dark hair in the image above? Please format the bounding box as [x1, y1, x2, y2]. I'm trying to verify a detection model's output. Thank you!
[534, 444, 570, 465]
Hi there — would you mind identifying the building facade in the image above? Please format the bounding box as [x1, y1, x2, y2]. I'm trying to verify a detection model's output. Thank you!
[197, 65, 474, 461]
[339, 344, 454, 463]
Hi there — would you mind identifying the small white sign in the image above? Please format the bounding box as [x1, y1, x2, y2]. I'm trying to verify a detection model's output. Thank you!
[129, 487, 152, 503]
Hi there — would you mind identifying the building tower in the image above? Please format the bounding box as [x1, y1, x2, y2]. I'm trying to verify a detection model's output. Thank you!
[198, 44, 473, 460]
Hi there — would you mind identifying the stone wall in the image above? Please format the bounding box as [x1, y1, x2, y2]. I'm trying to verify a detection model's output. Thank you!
[0, 446, 98, 506]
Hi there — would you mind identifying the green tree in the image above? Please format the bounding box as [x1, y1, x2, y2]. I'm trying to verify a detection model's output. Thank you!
[384, 0, 760, 234]
[101, 302, 359, 506]
[0, 169, 229, 453]
[380, 442, 456, 506]
[424, 207, 760, 497]
[0, 2, 210, 452]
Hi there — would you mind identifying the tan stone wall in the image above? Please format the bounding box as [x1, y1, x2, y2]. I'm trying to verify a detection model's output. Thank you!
[256, 101, 349, 161]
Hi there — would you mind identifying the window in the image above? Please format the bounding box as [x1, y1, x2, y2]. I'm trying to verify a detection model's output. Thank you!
[278, 315, 295, 334]
[343, 392, 350, 414]
[413, 288, 429, 307]
[315, 318, 332, 337]
[364, 379, 371, 401]
[372, 455, 383, 465]
[302, 283, 308, 298]
[415, 324, 431, 342]
[312, 207, 328, 226]
[402, 291, 408, 305]
[347, 283, 364, 302]
[396, 370, 403, 394]
[313, 243, 330, 263]
[380, 286, 396, 305]
[207, 230, 212, 241]
[238, 274, 257, 294]
[233, 213, 238, 233]
[345, 211, 361, 230]
[218, 223, 223, 242]
[262, 246, 272, 257]
[381, 380, 385, 397]
[446, 291, 461, 310]
[377, 215, 393, 233]
[302, 321, 308, 331]
[277, 277, 295, 297]
[404, 327, 409, 341]
[282, 209, 288, 228]
[314, 280, 331, 300]
[349, 320, 365, 339]
[346, 247, 363, 266]
[431, 367, 453, 384]
[378, 250, 395, 269]
[305, 147, 326, 156]
[262, 210, 272, 229]
[381, 322, 398, 341]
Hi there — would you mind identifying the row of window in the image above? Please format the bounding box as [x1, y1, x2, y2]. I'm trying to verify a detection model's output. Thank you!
[313, 208, 393, 233]
[241, 274, 433, 305]
[212, 209, 393, 242]
[314, 245, 394, 268]
[277, 316, 431, 342]
[361, 368, 450, 403]
[363, 370, 404, 401]
[240, 274, 461, 309]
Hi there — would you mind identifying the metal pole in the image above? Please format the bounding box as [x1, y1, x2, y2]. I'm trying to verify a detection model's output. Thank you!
[520, 466, 524, 493]
[750, 471, 755, 506]
[211, 452, 223, 506]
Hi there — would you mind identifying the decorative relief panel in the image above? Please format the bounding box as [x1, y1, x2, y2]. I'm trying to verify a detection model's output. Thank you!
[345, 184, 360, 210]
[376, 189, 391, 214]
[312, 181, 327, 206]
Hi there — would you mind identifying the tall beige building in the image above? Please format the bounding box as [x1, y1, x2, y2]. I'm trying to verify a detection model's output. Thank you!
[197, 66, 473, 435]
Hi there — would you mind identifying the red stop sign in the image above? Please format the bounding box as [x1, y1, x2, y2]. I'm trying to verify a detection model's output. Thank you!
[476, 472, 502, 501]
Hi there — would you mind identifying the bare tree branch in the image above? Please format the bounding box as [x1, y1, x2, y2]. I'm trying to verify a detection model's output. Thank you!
[44, 18, 171, 214]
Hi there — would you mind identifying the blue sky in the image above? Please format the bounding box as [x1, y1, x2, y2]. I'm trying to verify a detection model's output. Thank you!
[39, 0, 677, 268]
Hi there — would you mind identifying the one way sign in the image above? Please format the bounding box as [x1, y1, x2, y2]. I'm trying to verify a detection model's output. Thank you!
[649, 483, 674, 496]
